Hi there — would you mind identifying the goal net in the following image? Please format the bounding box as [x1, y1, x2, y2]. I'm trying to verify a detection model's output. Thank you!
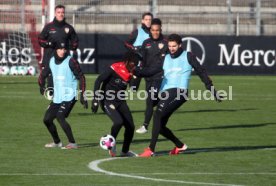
[0, 0, 42, 75]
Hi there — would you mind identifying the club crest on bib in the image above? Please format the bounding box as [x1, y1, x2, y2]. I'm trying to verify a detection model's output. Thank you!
[64, 27, 69, 34]
[158, 43, 164, 49]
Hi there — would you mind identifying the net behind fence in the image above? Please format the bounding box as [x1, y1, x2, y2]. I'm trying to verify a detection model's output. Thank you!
[0, 0, 41, 75]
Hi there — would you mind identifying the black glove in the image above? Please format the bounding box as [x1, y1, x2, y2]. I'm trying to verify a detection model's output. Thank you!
[80, 94, 88, 109]
[214, 91, 224, 102]
[206, 85, 224, 102]
[91, 98, 99, 113]
[39, 86, 45, 95]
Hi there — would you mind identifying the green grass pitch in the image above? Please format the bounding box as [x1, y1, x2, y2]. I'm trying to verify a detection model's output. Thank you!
[0, 75, 275, 186]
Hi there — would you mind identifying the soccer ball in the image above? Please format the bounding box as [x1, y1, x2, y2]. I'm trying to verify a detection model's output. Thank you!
[10, 66, 18, 75]
[100, 134, 116, 150]
[27, 66, 36, 76]
[44, 88, 53, 101]
[17, 66, 28, 75]
[0, 66, 10, 75]
[1, 66, 10, 75]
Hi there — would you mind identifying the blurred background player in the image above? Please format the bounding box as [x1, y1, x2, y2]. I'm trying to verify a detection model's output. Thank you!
[135, 18, 168, 134]
[124, 12, 152, 51]
[137, 34, 223, 157]
[38, 41, 87, 149]
[124, 12, 153, 91]
[38, 4, 79, 94]
[91, 51, 139, 157]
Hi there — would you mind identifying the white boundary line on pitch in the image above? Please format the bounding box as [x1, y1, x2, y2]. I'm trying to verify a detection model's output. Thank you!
[0, 173, 102, 176]
[88, 157, 245, 186]
[0, 172, 276, 176]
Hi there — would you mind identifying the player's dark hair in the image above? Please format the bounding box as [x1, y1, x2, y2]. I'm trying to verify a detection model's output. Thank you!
[142, 12, 153, 19]
[168, 34, 182, 45]
[151, 18, 162, 26]
[55, 4, 65, 11]
[123, 51, 139, 65]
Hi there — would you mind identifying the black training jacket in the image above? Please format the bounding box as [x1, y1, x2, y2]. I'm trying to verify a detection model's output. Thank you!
[38, 18, 78, 65]
[140, 34, 168, 81]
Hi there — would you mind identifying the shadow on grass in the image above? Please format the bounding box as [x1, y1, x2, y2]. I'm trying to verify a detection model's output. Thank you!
[177, 122, 276, 131]
[78, 142, 99, 148]
[77, 112, 106, 116]
[0, 81, 36, 85]
[131, 108, 257, 114]
[155, 145, 276, 156]
[76, 108, 257, 117]
[76, 108, 257, 116]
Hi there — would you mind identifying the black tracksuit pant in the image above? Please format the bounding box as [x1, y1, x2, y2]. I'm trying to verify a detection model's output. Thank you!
[149, 88, 187, 152]
[143, 79, 162, 128]
[43, 99, 76, 144]
[104, 100, 135, 153]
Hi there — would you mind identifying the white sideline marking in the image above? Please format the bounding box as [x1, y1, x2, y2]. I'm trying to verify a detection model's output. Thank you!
[0, 172, 275, 176]
[143, 173, 276, 175]
[0, 173, 102, 176]
[88, 157, 244, 186]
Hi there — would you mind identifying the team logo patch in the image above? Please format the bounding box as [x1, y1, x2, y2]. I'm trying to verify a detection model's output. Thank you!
[145, 43, 151, 49]
[65, 27, 69, 34]
[109, 104, 115, 110]
[158, 43, 164, 49]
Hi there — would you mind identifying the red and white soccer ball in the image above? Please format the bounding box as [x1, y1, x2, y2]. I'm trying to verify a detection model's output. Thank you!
[100, 134, 116, 150]
[0, 66, 10, 75]
[27, 66, 36, 76]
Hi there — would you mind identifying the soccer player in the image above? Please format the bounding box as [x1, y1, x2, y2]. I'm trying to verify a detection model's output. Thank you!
[91, 51, 139, 157]
[38, 4, 79, 94]
[38, 41, 87, 149]
[135, 18, 168, 134]
[124, 12, 152, 51]
[124, 12, 153, 91]
[137, 34, 223, 157]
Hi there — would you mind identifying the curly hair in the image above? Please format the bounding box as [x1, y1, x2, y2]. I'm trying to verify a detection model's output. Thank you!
[122, 51, 139, 65]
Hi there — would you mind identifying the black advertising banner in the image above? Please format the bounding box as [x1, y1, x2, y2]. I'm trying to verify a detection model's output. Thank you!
[74, 34, 96, 74]
[183, 36, 276, 75]
[77, 34, 128, 74]
[77, 34, 276, 75]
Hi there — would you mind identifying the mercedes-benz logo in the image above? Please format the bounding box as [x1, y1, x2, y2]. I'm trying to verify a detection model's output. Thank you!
[182, 37, 206, 65]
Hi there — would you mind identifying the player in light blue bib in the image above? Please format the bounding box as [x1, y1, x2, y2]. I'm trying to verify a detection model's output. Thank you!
[138, 34, 223, 157]
[39, 41, 87, 149]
